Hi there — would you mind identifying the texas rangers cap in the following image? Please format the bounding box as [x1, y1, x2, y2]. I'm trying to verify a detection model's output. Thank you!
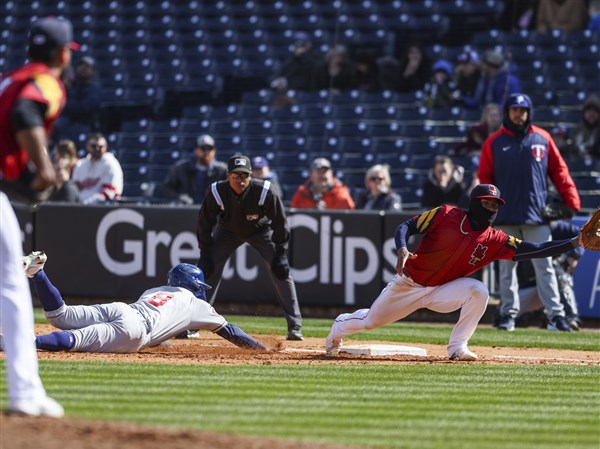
[251, 156, 269, 169]
[29, 17, 79, 52]
[310, 157, 331, 170]
[470, 184, 505, 205]
[228, 155, 252, 174]
[196, 134, 215, 148]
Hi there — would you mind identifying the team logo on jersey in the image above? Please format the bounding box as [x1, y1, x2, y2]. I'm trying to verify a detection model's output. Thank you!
[530, 144, 546, 162]
[469, 243, 488, 265]
[246, 214, 259, 221]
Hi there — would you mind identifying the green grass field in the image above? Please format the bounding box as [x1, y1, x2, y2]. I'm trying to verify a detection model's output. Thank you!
[2, 315, 599, 449]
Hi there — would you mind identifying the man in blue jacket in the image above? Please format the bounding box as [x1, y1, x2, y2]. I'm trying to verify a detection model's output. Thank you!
[478, 93, 581, 332]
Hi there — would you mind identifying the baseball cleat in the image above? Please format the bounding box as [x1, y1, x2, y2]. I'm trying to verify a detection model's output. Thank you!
[286, 326, 304, 341]
[547, 316, 573, 332]
[23, 251, 47, 278]
[325, 330, 342, 355]
[9, 396, 64, 418]
[496, 315, 515, 332]
[449, 347, 478, 361]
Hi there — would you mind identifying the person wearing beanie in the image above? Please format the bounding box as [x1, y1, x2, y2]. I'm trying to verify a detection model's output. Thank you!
[478, 93, 581, 333]
[571, 95, 600, 159]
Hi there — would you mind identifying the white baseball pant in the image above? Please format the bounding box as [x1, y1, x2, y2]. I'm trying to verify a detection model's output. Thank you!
[0, 192, 49, 407]
[329, 273, 490, 356]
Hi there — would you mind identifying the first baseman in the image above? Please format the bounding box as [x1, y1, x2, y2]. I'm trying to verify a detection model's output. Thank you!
[26, 252, 266, 353]
[325, 184, 586, 360]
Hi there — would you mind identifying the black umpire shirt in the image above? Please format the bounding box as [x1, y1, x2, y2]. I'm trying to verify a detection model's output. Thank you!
[196, 178, 291, 253]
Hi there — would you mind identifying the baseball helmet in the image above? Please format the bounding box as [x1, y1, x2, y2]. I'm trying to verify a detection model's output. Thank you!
[167, 263, 212, 300]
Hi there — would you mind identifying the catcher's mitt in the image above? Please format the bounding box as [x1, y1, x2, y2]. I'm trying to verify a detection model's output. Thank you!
[581, 207, 600, 251]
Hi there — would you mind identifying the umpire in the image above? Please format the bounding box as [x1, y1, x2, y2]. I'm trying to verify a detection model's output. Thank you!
[196, 155, 303, 340]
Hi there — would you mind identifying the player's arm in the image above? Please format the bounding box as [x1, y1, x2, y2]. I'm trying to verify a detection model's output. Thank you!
[513, 236, 582, 262]
[214, 323, 267, 350]
[266, 190, 290, 252]
[477, 138, 494, 184]
[11, 99, 55, 191]
[393, 213, 423, 274]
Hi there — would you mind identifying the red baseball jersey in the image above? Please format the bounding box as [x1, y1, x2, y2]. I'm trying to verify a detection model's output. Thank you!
[0, 62, 66, 181]
[404, 205, 521, 286]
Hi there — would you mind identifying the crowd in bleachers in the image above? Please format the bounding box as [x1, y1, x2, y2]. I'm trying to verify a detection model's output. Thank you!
[2, 0, 599, 211]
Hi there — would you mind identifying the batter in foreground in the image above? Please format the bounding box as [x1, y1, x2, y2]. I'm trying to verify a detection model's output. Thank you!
[326, 184, 586, 361]
[26, 254, 266, 353]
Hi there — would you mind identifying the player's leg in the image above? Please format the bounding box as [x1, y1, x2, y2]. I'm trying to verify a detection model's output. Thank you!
[0, 193, 63, 417]
[249, 230, 303, 339]
[62, 303, 146, 352]
[524, 225, 569, 331]
[326, 274, 425, 354]
[425, 278, 489, 358]
[29, 268, 65, 312]
[497, 224, 522, 330]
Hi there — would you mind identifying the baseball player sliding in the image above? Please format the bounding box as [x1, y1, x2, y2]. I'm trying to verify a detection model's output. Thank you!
[326, 184, 586, 361]
[25, 252, 266, 352]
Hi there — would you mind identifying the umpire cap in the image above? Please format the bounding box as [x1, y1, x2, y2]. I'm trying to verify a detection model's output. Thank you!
[228, 155, 252, 174]
[470, 184, 505, 205]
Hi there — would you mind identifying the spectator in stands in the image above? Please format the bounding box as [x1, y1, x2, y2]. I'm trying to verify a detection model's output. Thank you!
[550, 126, 575, 159]
[478, 93, 581, 332]
[56, 56, 101, 135]
[48, 156, 80, 203]
[589, 0, 600, 31]
[451, 103, 502, 156]
[464, 50, 522, 109]
[71, 132, 123, 203]
[271, 31, 319, 92]
[251, 155, 283, 199]
[498, 0, 538, 31]
[53, 139, 79, 176]
[47, 139, 80, 202]
[423, 59, 459, 110]
[453, 50, 481, 106]
[311, 44, 356, 93]
[290, 157, 355, 209]
[514, 219, 585, 331]
[355, 164, 402, 211]
[421, 155, 466, 208]
[394, 42, 430, 93]
[571, 95, 600, 159]
[536, 0, 587, 33]
[161, 134, 228, 205]
[353, 47, 381, 92]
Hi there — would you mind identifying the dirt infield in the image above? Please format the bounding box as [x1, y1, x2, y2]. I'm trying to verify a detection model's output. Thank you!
[2, 325, 598, 449]
[31, 323, 600, 366]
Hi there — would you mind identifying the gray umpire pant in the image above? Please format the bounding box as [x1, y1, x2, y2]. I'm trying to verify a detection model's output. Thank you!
[497, 224, 565, 320]
[203, 225, 302, 330]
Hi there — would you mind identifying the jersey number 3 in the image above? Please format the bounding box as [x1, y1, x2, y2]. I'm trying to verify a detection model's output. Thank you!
[148, 292, 174, 307]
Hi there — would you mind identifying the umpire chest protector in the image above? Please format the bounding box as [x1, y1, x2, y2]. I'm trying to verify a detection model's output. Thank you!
[208, 179, 274, 234]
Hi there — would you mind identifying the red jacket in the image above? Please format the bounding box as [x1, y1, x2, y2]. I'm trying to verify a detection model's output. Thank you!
[0, 63, 66, 180]
[290, 178, 355, 209]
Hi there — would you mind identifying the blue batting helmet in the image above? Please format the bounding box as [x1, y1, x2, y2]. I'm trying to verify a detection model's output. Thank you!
[167, 263, 212, 300]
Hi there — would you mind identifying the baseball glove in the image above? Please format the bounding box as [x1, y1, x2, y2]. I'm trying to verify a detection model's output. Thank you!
[581, 207, 600, 251]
